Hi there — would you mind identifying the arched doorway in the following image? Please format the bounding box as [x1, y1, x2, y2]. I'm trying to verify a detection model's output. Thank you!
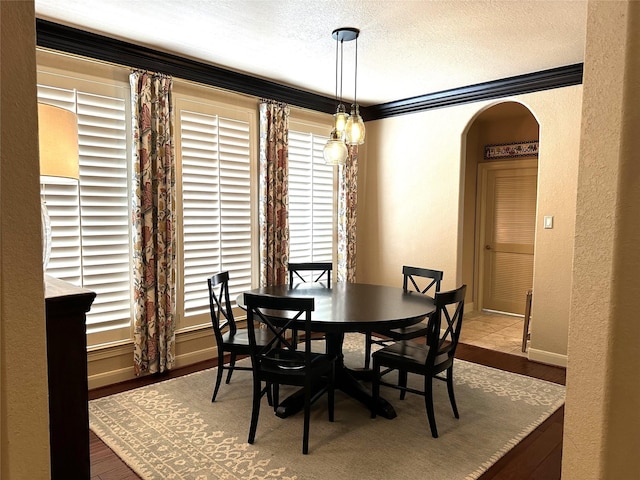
[461, 101, 540, 355]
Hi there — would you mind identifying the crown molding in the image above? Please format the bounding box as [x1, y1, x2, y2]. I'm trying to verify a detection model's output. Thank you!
[363, 63, 584, 120]
[36, 19, 337, 114]
[36, 19, 583, 121]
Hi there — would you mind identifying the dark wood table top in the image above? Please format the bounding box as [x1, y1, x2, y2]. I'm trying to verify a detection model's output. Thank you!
[237, 282, 436, 419]
[236, 282, 435, 333]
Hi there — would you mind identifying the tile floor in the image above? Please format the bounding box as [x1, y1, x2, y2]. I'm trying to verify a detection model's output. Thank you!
[460, 310, 528, 357]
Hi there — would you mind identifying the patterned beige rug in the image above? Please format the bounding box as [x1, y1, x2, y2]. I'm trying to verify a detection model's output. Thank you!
[89, 335, 565, 480]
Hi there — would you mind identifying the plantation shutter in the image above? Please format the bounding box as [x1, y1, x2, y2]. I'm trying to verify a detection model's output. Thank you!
[288, 129, 334, 280]
[180, 110, 252, 318]
[37, 84, 132, 343]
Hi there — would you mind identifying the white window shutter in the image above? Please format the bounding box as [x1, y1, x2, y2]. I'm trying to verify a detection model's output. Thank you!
[288, 129, 334, 280]
[38, 84, 132, 343]
[180, 110, 252, 317]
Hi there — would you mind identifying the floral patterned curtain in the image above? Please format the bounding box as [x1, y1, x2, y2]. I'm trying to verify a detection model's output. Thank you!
[130, 70, 176, 375]
[259, 100, 290, 286]
[338, 145, 358, 282]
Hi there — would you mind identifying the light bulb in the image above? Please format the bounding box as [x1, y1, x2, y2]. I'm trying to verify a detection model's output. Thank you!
[333, 104, 349, 139]
[345, 104, 366, 145]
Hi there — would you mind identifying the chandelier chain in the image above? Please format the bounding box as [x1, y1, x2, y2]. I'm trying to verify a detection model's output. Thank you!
[354, 36, 358, 106]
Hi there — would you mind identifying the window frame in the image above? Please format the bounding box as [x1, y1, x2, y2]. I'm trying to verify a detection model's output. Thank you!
[37, 58, 134, 348]
[173, 94, 259, 332]
[288, 118, 337, 269]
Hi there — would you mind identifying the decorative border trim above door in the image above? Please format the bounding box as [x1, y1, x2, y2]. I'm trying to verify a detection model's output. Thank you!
[484, 140, 539, 159]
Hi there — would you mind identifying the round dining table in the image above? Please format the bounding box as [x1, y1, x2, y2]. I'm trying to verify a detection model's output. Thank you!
[236, 282, 436, 419]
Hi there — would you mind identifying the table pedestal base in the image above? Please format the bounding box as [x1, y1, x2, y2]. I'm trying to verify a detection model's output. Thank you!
[274, 332, 397, 419]
[274, 367, 397, 419]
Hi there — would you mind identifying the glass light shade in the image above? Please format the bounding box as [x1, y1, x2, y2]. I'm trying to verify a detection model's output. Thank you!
[333, 104, 349, 138]
[345, 105, 366, 145]
[323, 130, 348, 165]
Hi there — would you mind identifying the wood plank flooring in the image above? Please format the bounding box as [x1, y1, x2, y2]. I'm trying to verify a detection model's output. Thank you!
[89, 343, 566, 480]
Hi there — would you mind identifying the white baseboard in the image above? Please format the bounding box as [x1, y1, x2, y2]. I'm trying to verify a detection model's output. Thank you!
[174, 346, 217, 369]
[87, 346, 219, 390]
[87, 327, 218, 390]
[88, 366, 135, 390]
[527, 348, 567, 368]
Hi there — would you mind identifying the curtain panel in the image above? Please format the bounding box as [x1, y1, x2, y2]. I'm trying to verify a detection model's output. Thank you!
[258, 100, 290, 287]
[130, 70, 177, 375]
[338, 145, 358, 282]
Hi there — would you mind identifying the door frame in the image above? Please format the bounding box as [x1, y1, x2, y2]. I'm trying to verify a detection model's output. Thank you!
[474, 157, 539, 312]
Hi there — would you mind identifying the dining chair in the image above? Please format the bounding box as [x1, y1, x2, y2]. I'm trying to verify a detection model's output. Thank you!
[370, 284, 467, 438]
[288, 262, 333, 287]
[363, 266, 443, 368]
[207, 271, 273, 402]
[244, 293, 336, 454]
[288, 262, 333, 347]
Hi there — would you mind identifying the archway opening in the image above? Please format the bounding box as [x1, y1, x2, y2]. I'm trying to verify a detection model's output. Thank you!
[461, 101, 540, 355]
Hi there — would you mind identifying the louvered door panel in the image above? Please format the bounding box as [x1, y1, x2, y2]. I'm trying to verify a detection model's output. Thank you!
[483, 166, 537, 314]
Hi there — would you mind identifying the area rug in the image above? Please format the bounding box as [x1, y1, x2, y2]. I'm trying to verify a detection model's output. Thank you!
[89, 335, 565, 480]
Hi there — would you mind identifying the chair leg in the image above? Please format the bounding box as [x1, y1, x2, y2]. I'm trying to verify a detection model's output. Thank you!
[424, 375, 438, 438]
[225, 353, 236, 384]
[328, 367, 335, 423]
[399, 370, 408, 400]
[364, 332, 372, 369]
[211, 350, 225, 402]
[446, 366, 459, 419]
[272, 383, 280, 413]
[302, 384, 311, 454]
[371, 359, 380, 419]
[248, 378, 262, 445]
[266, 382, 273, 407]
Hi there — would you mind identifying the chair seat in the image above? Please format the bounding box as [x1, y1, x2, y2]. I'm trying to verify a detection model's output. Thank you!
[373, 341, 450, 374]
[260, 349, 335, 385]
[383, 321, 429, 340]
[222, 327, 274, 348]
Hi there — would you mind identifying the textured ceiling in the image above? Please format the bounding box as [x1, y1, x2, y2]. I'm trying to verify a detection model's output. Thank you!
[35, 0, 588, 106]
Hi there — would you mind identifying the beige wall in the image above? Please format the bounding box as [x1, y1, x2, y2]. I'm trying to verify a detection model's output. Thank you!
[563, 1, 640, 478]
[357, 85, 582, 366]
[0, 1, 52, 478]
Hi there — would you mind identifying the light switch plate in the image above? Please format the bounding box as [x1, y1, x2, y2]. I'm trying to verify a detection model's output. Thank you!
[544, 216, 554, 229]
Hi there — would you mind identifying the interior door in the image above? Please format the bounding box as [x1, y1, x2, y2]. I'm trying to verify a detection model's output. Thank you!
[479, 161, 537, 314]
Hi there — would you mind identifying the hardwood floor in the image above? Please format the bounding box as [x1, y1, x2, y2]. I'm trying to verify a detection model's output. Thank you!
[89, 343, 565, 480]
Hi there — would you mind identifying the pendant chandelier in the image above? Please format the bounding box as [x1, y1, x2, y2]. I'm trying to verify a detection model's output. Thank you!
[323, 27, 366, 165]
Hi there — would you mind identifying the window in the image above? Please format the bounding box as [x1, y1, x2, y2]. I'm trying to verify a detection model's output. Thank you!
[38, 52, 335, 347]
[38, 79, 132, 346]
[288, 126, 335, 280]
[176, 100, 255, 329]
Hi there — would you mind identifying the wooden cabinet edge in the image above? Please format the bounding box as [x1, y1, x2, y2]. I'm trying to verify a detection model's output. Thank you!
[44, 275, 96, 479]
